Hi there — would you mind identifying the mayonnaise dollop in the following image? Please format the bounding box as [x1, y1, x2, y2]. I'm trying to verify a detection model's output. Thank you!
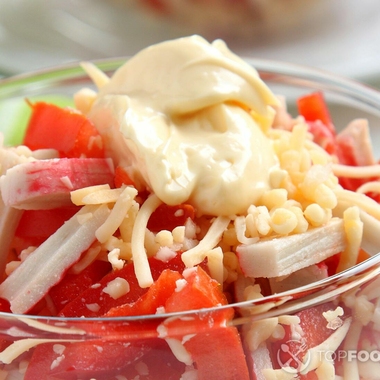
[87, 35, 279, 216]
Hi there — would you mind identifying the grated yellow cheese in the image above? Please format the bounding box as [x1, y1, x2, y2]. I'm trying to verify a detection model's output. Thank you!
[96, 186, 138, 243]
[337, 206, 363, 272]
[71, 184, 111, 205]
[102, 277, 130, 299]
[108, 248, 124, 270]
[181, 216, 230, 268]
[131, 194, 162, 288]
[0, 338, 82, 364]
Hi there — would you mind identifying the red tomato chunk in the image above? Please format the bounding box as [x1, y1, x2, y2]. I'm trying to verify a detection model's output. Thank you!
[23, 101, 105, 158]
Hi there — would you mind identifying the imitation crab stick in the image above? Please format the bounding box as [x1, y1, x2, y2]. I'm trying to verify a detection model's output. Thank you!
[0, 204, 110, 314]
[237, 218, 346, 278]
[0, 157, 114, 210]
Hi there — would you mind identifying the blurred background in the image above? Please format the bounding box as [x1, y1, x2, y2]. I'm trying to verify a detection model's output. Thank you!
[1, 0, 380, 87]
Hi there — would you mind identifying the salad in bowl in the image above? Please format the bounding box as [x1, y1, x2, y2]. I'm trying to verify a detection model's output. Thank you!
[0, 35, 379, 379]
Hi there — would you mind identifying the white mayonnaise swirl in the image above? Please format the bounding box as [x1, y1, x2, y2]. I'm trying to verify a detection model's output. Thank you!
[88, 35, 279, 216]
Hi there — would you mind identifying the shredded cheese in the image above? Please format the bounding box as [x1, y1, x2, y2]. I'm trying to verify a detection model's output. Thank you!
[205, 247, 224, 285]
[81, 187, 123, 205]
[245, 318, 279, 351]
[341, 320, 362, 380]
[69, 244, 102, 274]
[181, 216, 230, 267]
[356, 180, 380, 195]
[155, 246, 177, 263]
[0, 338, 82, 364]
[70, 184, 111, 205]
[323, 307, 344, 330]
[16, 317, 86, 335]
[301, 317, 351, 375]
[108, 248, 124, 270]
[234, 216, 259, 245]
[131, 194, 162, 288]
[164, 338, 193, 366]
[332, 163, 380, 178]
[337, 206, 363, 272]
[102, 277, 130, 299]
[261, 367, 297, 379]
[335, 189, 380, 220]
[80, 61, 110, 89]
[86, 303, 100, 313]
[96, 186, 138, 243]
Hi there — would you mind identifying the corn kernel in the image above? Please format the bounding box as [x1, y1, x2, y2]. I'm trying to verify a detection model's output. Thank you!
[223, 251, 239, 271]
[245, 213, 259, 238]
[261, 188, 288, 210]
[155, 230, 174, 247]
[281, 150, 301, 173]
[269, 168, 288, 188]
[222, 225, 240, 246]
[289, 123, 308, 151]
[256, 206, 271, 236]
[172, 226, 185, 243]
[286, 205, 309, 234]
[304, 203, 331, 227]
[299, 148, 312, 173]
[270, 208, 298, 235]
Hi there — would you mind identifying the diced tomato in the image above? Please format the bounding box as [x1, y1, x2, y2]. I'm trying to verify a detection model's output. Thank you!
[118, 339, 187, 379]
[322, 252, 341, 276]
[297, 91, 338, 156]
[0, 298, 11, 313]
[297, 91, 335, 134]
[164, 266, 235, 339]
[165, 266, 227, 312]
[23, 101, 105, 158]
[300, 372, 319, 380]
[15, 206, 80, 244]
[185, 327, 250, 380]
[48, 259, 112, 314]
[357, 248, 370, 264]
[113, 165, 135, 188]
[148, 203, 196, 232]
[24, 340, 151, 380]
[105, 269, 182, 317]
[58, 254, 187, 317]
[164, 266, 250, 380]
[296, 92, 380, 193]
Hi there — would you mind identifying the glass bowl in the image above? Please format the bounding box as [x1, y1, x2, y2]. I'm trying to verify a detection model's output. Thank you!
[0, 58, 380, 380]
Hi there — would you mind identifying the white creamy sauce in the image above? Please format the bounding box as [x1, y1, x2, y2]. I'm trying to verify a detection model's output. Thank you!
[88, 35, 279, 216]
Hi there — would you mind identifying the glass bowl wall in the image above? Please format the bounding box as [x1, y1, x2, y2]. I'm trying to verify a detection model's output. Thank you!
[0, 59, 380, 379]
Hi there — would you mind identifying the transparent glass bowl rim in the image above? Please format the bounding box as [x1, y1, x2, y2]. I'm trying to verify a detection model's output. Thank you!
[0, 56, 380, 323]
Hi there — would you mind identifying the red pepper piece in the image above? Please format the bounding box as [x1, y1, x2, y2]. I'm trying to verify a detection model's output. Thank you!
[297, 91, 335, 134]
[105, 269, 182, 317]
[164, 266, 250, 380]
[148, 203, 196, 232]
[48, 259, 112, 314]
[24, 101, 105, 158]
[58, 254, 186, 317]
